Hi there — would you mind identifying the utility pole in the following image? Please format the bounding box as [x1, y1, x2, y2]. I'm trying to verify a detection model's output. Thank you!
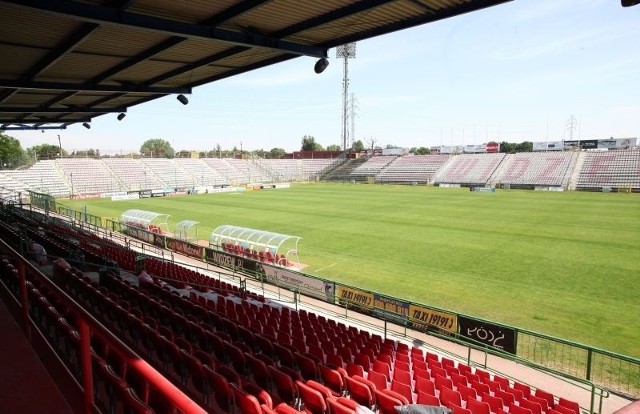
[350, 93, 358, 150]
[57, 134, 63, 158]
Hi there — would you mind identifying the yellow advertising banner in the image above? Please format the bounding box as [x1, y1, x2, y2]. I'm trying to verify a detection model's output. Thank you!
[336, 286, 374, 310]
[408, 304, 458, 334]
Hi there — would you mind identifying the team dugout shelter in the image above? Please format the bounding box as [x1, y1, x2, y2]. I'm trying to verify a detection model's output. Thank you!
[210, 224, 301, 267]
[120, 209, 169, 234]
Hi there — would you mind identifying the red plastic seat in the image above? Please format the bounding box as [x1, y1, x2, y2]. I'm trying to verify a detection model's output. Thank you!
[269, 366, 299, 407]
[434, 374, 454, 392]
[466, 397, 491, 414]
[246, 352, 271, 391]
[393, 368, 412, 387]
[367, 369, 388, 391]
[205, 366, 234, 413]
[450, 404, 472, 414]
[375, 389, 410, 414]
[457, 384, 477, 402]
[318, 364, 345, 397]
[519, 398, 543, 414]
[509, 403, 533, 414]
[296, 353, 320, 381]
[296, 380, 328, 414]
[440, 386, 462, 408]
[527, 394, 550, 412]
[481, 392, 505, 413]
[416, 391, 440, 406]
[344, 376, 374, 409]
[414, 376, 436, 397]
[326, 398, 356, 414]
[391, 379, 414, 404]
[232, 383, 263, 414]
[558, 398, 580, 414]
[534, 389, 555, 409]
[513, 382, 531, 398]
[371, 360, 391, 381]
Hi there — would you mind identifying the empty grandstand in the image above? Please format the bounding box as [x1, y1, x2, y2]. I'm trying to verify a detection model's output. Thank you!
[376, 155, 450, 184]
[575, 149, 640, 191]
[493, 152, 579, 189]
[349, 156, 397, 182]
[433, 153, 507, 186]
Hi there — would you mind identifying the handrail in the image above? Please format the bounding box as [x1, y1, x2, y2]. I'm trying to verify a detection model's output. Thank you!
[0, 238, 207, 414]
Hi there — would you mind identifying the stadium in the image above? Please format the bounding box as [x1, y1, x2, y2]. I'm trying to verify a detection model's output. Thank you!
[0, 2, 639, 414]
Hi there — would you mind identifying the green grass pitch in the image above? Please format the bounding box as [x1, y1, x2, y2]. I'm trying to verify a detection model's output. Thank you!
[63, 183, 640, 358]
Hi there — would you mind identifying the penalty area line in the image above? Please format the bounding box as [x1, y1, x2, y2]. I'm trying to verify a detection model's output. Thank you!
[315, 259, 345, 273]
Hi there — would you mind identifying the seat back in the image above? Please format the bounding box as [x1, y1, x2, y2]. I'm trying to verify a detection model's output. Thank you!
[296, 380, 327, 414]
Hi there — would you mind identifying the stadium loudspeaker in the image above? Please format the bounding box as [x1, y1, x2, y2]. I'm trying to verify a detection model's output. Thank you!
[82, 122, 91, 129]
[622, 0, 639, 6]
[314, 58, 329, 74]
[177, 94, 189, 105]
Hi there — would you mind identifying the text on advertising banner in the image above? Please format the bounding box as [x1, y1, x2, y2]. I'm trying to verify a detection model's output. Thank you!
[408, 304, 458, 334]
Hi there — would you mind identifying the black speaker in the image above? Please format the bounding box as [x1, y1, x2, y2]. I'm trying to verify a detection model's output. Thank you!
[622, 0, 640, 7]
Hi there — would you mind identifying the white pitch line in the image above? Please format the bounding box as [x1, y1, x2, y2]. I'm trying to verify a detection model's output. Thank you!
[315, 259, 345, 272]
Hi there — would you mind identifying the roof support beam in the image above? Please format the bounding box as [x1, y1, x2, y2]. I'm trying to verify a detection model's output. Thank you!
[0, 23, 99, 103]
[0, 106, 127, 113]
[3, 0, 328, 58]
[1, 124, 68, 130]
[206, 0, 272, 27]
[324, 0, 511, 48]
[0, 80, 191, 94]
[273, 0, 397, 38]
[144, 46, 249, 86]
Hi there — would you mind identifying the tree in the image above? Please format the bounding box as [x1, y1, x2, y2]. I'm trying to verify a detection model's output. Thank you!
[0, 132, 29, 169]
[269, 148, 286, 159]
[515, 141, 533, 153]
[140, 138, 175, 158]
[301, 135, 323, 151]
[413, 147, 430, 155]
[28, 143, 67, 160]
[352, 140, 365, 151]
[500, 141, 532, 154]
[326, 144, 342, 151]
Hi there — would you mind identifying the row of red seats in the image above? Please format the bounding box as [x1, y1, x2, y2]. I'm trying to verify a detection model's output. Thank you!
[222, 242, 292, 267]
[6, 213, 584, 409]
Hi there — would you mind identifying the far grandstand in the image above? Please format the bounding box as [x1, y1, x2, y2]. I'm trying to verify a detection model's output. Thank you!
[1, 138, 639, 202]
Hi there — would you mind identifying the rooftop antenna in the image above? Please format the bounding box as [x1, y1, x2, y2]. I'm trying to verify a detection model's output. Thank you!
[336, 43, 356, 151]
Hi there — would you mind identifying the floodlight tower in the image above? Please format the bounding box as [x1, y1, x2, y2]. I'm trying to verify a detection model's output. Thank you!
[336, 43, 356, 151]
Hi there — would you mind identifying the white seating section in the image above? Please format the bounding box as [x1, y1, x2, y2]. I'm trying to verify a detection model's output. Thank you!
[350, 156, 396, 179]
[3, 160, 69, 196]
[57, 158, 120, 194]
[0, 151, 637, 199]
[102, 158, 163, 190]
[433, 153, 506, 185]
[576, 149, 640, 190]
[174, 159, 228, 187]
[493, 152, 578, 187]
[140, 158, 194, 188]
[259, 158, 337, 181]
[376, 155, 450, 183]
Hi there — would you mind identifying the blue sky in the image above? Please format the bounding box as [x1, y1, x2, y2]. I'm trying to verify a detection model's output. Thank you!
[12, 0, 640, 154]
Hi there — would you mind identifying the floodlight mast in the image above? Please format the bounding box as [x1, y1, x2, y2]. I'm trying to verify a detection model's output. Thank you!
[336, 43, 356, 151]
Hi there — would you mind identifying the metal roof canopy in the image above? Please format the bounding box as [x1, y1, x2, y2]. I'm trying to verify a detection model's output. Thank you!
[175, 219, 199, 242]
[120, 209, 169, 230]
[210, 224, 300, 254]
[0, 0, 512, 130]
